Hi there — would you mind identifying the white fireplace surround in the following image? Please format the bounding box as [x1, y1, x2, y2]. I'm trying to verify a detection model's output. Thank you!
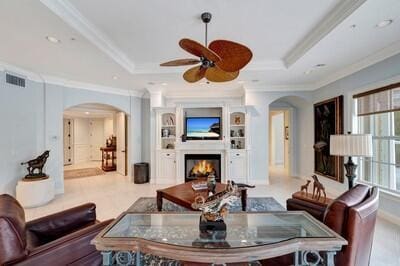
[151, 99, 250, 185]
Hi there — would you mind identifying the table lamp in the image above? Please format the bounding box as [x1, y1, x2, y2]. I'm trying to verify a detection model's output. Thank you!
[330, 132, 372, 189]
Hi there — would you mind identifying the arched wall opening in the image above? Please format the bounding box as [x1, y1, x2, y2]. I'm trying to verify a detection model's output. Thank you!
[62, 103, 129, 180]
[268, 95, 312, 180]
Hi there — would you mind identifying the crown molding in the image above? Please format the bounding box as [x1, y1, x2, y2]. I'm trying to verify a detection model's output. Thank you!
[283, 0, 367, 67]
[315, 41, 400, 89]
[40, 0, 136, 73]
[43, 75, 144, 97]
[0, 61, 144, 97]
[244, 84, 315, 92]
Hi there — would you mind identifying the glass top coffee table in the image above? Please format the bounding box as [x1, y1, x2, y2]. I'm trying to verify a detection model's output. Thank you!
[92, 211, 346, 265]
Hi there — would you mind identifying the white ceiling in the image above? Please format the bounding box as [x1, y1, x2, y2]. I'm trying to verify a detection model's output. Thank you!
[0, 0, 399, 96]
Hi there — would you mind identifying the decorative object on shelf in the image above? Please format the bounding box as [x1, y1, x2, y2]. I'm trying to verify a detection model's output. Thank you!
[191, 181, 254, 231]
[166, 143, 174, 149]
[234, 115, 241, 125]
[21, 150, 50, 180]
[311, 175, 326, 201]
[330, 132, 372, 189]
[285, 126, 289, 140]
[231, 140, 235, 149]
[160, 12, 252, 83]
[313, 95, 344, 183]
[236, 141, 242, 149]
[169, 116, 174, 125]
[230, 130, 234, 137]
[300, 180, 311, 194]
[181, 134, 187, 142]
[238, 129, 244, 137]
[162, 128, 169, 138]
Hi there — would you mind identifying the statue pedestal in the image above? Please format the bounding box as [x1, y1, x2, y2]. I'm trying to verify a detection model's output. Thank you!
[16, 177, 55, 208]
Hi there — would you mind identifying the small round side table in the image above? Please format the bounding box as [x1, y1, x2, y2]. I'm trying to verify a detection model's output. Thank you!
[16, 177, 55, 208]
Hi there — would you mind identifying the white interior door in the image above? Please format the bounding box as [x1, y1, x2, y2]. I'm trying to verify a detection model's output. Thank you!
[63, 119, 73, 165]
[89, 119, 104, 161]
[116, 112, 126, 175]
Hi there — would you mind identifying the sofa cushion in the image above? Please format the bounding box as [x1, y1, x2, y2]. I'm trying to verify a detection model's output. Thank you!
[323, 184, 370, 235]
[0, 194, 27, 265]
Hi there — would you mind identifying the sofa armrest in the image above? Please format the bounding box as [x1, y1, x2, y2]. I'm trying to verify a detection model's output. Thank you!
[26, 203, 97, 242]
[16, 219, 113, 266]
[286, 198, 326, 221]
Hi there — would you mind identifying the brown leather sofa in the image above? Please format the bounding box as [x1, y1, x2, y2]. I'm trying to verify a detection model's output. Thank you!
[0, 194, 112, 266]
[286, 184, 379, 266]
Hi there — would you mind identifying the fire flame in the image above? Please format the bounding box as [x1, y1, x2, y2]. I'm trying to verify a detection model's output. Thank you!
[191, 160, 215, 177]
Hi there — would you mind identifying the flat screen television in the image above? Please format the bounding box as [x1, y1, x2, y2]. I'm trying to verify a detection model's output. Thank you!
[185, 117, 221, 140]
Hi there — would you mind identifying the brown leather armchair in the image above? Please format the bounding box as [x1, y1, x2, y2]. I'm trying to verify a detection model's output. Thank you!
[286, 184, 379, 266]
[0, 194, 112, 266]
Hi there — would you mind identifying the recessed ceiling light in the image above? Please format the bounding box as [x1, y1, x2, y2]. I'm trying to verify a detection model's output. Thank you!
[349, 24, 357, 29]
[46, 36, 60, 44]
[147, 82, 155, 85]
[85, 112, 90, 115]
[70, 37, 76, 41]
[314, 64, 326, 68]
[112, 76, 118, 80]
[161, 83, 168, 86]
[238, 81, 245, 84]
[376, 19, 393, 28]
[251, 79, 259, 83]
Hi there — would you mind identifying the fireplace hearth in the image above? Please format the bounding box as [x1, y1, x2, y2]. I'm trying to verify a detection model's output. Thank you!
[185, 154, 221, 183]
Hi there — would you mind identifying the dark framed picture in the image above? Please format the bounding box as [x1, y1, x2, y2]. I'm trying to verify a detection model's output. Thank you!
[314, 95, 344, 183]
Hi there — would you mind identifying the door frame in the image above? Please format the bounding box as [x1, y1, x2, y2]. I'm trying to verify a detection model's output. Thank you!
[269, 107, 294, 176]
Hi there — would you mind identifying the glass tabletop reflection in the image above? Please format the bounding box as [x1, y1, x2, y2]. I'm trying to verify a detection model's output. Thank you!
[103, 212, 334, 249]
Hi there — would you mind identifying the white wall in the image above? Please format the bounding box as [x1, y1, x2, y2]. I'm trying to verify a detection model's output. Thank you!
[0, 71, 143, 195]
[104, 118, 114, 138]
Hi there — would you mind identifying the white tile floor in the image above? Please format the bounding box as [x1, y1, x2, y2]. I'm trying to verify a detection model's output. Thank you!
[24, 164, 400, 266]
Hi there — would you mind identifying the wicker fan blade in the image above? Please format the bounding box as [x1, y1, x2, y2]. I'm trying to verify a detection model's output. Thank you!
[183, 65, 206, 83]
[179, 38, 221, 63]
[209, 40, 253, 72]
[160, 59, 200, 66]
[205, 66, 239, 82]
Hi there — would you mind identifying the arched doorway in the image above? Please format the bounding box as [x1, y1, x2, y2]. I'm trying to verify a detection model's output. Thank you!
[268, 95, 311, 178]
[63, 103, 128, 179]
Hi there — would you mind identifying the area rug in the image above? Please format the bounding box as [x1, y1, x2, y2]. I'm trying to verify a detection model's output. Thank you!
[64, 167, 104, 179]
[128, 197, 285, 212]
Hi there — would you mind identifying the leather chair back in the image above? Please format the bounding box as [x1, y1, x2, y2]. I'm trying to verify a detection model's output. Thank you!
[0, 194, 27, 265]
[323, 185, 379, 266]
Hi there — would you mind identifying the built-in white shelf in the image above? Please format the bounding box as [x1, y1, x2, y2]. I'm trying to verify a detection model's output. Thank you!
[162, 125, 175, 128]
[230, 124, 245, 127]
[230, 111, 246, 150]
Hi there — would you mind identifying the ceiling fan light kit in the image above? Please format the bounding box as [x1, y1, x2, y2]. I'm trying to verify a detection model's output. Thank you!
[160, 12, 252, 83]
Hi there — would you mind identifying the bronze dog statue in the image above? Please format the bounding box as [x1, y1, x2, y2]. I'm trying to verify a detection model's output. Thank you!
[21, 150, 50, 179]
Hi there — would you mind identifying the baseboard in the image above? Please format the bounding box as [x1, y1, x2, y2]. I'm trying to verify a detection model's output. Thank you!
[378, 209, 400, 226]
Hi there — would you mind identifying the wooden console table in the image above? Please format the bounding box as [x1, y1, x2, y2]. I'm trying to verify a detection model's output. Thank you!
[100, 146, 116, 171]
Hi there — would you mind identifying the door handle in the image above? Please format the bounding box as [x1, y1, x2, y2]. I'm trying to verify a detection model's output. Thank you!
[121, 150, 126, 153]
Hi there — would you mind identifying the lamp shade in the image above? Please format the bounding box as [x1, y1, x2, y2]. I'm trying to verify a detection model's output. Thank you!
[330, 134, 372, 157]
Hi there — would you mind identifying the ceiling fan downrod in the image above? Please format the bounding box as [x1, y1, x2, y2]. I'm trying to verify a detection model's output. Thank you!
[201, 12, 212, 47]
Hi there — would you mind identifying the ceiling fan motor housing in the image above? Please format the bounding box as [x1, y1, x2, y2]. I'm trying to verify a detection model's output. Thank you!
[201, 12, 212, 23]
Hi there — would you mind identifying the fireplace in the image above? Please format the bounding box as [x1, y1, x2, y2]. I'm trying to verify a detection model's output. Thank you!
[185, 154, 221, 183]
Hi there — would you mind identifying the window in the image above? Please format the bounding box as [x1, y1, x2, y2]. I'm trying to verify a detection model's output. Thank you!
[355, 83, 400, 193]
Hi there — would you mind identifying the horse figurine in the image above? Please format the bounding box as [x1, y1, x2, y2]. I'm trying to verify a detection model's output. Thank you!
[311, 175, 326, 201]
[300, 180, 311, 194]
[21, 150, 50, 179]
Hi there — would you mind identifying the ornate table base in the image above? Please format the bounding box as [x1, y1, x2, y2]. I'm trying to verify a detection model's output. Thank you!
[102, 250, 337, 266]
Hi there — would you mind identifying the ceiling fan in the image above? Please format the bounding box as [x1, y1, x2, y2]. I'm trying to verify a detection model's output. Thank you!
[160, 12, 253, 83]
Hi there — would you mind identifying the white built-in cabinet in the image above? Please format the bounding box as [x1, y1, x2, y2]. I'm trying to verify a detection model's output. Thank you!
[153, 106, 250, 184]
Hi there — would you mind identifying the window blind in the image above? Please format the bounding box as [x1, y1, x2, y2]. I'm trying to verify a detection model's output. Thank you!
[353, 82, 400, 116]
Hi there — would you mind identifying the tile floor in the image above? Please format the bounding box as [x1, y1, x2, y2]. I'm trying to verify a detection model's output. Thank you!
[24, 163, 400, 266]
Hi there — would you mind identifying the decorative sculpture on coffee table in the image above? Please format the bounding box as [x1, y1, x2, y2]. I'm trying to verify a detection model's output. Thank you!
[21, 150, 50, 180]
[311, 175, 326, 201]
[300, 180, 311, 194]
[192, 180, 254, 231]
